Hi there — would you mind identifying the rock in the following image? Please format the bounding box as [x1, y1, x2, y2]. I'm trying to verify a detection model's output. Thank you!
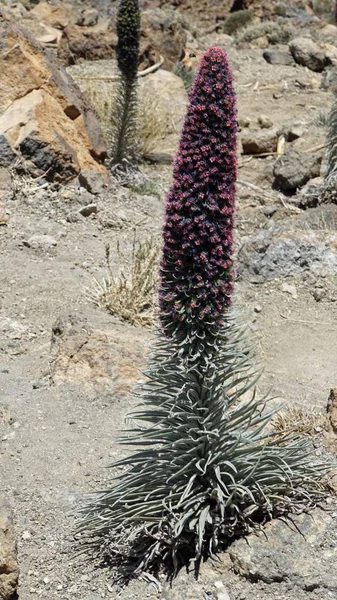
[283, 124, 305, 142]
[78, 203, 98, 217]
[79, 170, 107, 195]
[241, 129, 279, 155]
[263, 49, 294, 66]
[280, 282, 297, 298]
[49, 313, 150, 394]
[77, 8, 99, 27]
[0, 405, 12, 426]
[0, 168, 12, 202]
[321, 67, 337, 92]
[0, 204, 7, 226]
[0, 318, 27, 341]
[0, 10, 107, 182]
[58, 22, 116, 66]
[30, 1, 79, 29]
[24, 234, 58, 251]
[313, 287, 324, 302]
[257, 115, 273, 129]
[216, 593, 231, 600]
[327, 388, 337, 434]
[242, 229, 337, 281]
[273, 148, 322, 191]
[320, 24, 337, 38]
[0, 135, 17, 167]
[289, 37, 327, 72]
[229, 509, 337, 591]
[140, 8, 187, 70]
[0, 500, 19, 600]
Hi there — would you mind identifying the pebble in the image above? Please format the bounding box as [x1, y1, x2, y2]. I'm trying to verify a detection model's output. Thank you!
[257, 114, 273, 129]
[254, 305, 262, 313]
[216, 592, 231, 600]
[79, 203, 98, 217]
[280, 282, 297, 298]
[22, 530, 31, 540]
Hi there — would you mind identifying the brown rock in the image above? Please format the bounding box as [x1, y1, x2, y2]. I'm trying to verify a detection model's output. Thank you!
[241, 129, 279, 155]
[0, 500, 19, 600]
[0, 11, 107, 182]
[57, 22, 116, 66]
[49, 313, 150, 394]
[30, 1, 79, 30]
[140, 9, 187, 70]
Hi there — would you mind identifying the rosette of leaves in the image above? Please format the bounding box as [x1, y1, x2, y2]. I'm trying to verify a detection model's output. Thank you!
[110, 0, 140, 165]
[78, 47, 330, 578]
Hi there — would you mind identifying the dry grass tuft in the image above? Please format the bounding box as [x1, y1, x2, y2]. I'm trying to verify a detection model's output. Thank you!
[88, 236, 160, 326]
[272, 406, 325, 437]
[79, 78, 167, 159]
[135, 88, 167, 156]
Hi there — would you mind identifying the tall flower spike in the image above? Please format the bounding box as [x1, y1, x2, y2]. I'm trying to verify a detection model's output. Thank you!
[78, 47, 331, 579]
[116, 0, 140, 82]
[110, 0, 140, 165]
[160, 47, 237, 339]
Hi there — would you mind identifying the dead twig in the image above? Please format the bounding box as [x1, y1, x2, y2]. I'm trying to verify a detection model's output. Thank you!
[279, 313, 333, 326]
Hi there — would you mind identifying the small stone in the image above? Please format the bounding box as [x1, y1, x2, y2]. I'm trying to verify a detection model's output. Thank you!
[257, 115, 273, 129]
[79, 170, 106, 195]
[254, 305, 262, 313]
[217, 592, 231, 600]
[22, 530, 31, 540]
[78, 203, 98, 217]
[241, 129, 279, 155]
[24, 235, 57, 251]
[43, 577, 50, 584]
[263, 49, 294, 66]
[214, 581, 224, 589]
[313, 288, 325, 302]
[280, 282, 297, 298]
[239, 117, 251, 128]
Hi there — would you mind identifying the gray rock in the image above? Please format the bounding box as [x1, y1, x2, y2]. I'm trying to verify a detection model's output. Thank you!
[229, 509, 337, 591]
[79, 170, 106, 195]
[78, 8, 99, 27]
[263, 49, 294, 65]
[0, 500, 19, 600]
[244, 229, 337, 280]
[289, 37, 327, 72]
[321, 67, 337, 92]
[0, 135, 17, 167]
[0, 167, 13, 201]
[241, 129, 279, 155]
[24, 234, 58, 251]
[273, 148, 322, 191]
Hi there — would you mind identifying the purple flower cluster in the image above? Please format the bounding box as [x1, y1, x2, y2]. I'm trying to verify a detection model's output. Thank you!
[159, 47, 237, 334]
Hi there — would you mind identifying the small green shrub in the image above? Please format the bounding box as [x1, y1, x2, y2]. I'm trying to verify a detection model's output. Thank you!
[223, 10, 254, 35]
[235, 21, 292, 46]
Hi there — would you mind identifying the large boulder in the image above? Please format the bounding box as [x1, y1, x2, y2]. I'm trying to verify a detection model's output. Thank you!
[0, 10, 107, 182]
[273, 148, 322, 192]
[0, 500, 19, 600]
